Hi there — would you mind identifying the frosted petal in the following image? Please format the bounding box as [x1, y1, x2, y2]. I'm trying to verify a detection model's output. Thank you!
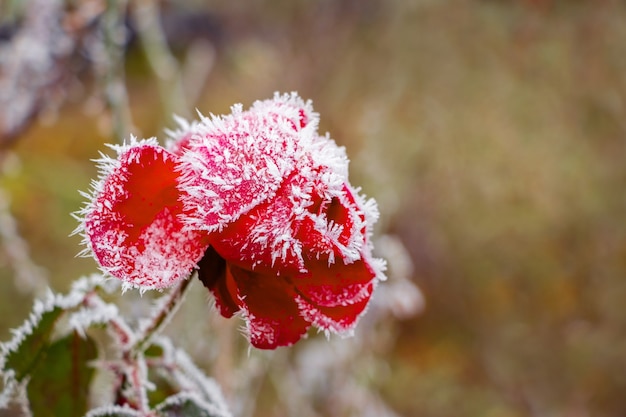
[197, 246, 239, 318]
[178, 92, 330, 232]
[210, 172, 375, 280]
[80, 141, 210, 289]
[228, 264, 310, 349]
[293, 258, 376, 308]
[295, 285, 373, 335]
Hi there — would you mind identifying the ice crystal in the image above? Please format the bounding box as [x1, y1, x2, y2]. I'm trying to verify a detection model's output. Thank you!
[178, 92, 321, 233]
[84, 405, 144, 417]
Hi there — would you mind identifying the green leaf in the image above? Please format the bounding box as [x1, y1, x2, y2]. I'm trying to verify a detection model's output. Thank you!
[26, 331, 97, 417]
[3, 306, 63, 381]
[144, 343, 164, 358]
[146, 369, 177, 408]
[155, 393, 225, 417]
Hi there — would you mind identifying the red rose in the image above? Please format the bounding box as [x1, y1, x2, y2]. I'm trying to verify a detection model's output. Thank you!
[78, 93, 385, 348]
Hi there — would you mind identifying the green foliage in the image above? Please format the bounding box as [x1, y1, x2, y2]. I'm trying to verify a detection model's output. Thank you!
[3, 307, 63, 382]
[0, 279, 231, 417]
[26, 332, 97, 417]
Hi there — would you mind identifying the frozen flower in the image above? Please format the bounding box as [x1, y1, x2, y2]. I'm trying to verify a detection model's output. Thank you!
[77, 92, 385, 348]
[77, 138, 210, 291]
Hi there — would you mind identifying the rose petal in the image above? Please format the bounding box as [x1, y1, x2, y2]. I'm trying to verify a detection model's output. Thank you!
[82, 140, 210, 289]
[197, 246, 239, 318]
[178, 93, 320, 233]
[210, 172, 371, 277]
[293, 257, 376, 308]
[295, 284, 373, 334]
[208, 170, 308, 277]
[292, 183, 367, 266]
[228, 264, 310, 349]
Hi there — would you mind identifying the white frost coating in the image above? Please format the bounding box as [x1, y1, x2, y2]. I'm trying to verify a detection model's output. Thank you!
[178, 92, 328, 233]
[164, 113, 202, 152]
[172, 348, 232, 417]
[121, 208, 198, 291]
[84, 405, 144, 417]
[68, 297, 121, 339]
[0, 370, 17, 409]
[72, 136, 160, 261]
[0, 275, 113, 408]
[0, 273, 109, 371]
[154, 391, 231, 417]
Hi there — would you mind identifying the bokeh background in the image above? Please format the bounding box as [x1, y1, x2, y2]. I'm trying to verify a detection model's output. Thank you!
[1, 0, 626, 416]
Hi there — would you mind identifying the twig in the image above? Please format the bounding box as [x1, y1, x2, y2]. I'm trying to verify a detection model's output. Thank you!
[134, 275, 194, 354]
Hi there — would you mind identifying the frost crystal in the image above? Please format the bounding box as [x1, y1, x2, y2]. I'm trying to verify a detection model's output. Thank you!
[179, 92, 321, 232]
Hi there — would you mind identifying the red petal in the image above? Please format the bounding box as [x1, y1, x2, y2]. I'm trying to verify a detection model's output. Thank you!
[178, 93, 322, 233]
[228, 264, 310, 349]
[84, 142, 210, 289]
[209, 172, 307, 276]
[295, 284, 373, 334]
[210, 173, 369, 276]
[197, 246, 239, 318]
[293, 257, 376, 308]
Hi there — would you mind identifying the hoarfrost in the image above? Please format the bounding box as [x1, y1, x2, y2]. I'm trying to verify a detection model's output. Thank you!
[148, 337, 232, 417]
[0, 273, 111, 370]
[84, 404, 144, 417]
[154, 391, 230, 417]
[178, 92, 324, 233]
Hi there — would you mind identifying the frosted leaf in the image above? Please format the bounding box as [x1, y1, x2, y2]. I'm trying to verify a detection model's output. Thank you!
[68, 293, 129, 341]
[172, 349, 232, 416]
[145, 337, 231, 416]
[0, 292, 63, 373]
[0, 273, 110, 378]
[155, 392, 231, 417]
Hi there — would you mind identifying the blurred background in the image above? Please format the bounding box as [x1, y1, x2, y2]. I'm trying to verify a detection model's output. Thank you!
[1, 0, 626, 416]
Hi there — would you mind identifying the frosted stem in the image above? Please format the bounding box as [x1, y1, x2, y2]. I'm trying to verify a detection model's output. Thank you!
[134, 275, 194, 353]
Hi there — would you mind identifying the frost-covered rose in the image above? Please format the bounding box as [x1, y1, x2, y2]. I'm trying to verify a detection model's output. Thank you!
[78, 92, 385, 349]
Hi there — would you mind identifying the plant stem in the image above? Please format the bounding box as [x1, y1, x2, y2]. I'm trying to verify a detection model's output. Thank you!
[133, 274, 194, 353]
